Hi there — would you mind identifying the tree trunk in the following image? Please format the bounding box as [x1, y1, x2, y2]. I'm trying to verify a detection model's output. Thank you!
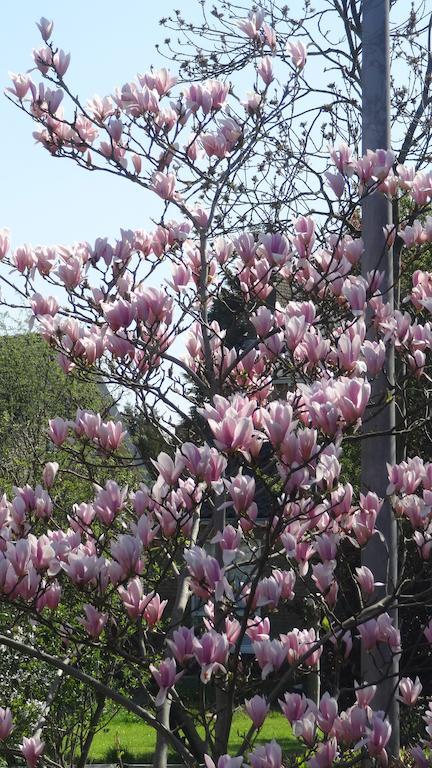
[76, 694, 106, 768]
[153, 512, 206, 768]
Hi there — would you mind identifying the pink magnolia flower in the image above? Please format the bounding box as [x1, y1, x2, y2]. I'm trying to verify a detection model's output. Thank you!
[251, 306, 274, 338]
[0, 708, 13, 740]
[316, 692, 338, 734]
[308, 738, 338, 768]
[410, 170, 432, 204]
[399, 220, 424, 248]
[272, 569, 296, 600]
[353, 153, 375, 186]
[0, 228, 10, 260]
[36, 581, 61, 612]
[296, 628, 322, 667]
[334, 704, 367, 744]
[424, 619, 432, 644]
[201, 133, 229, 159]
[246, 616, 270, 642]
[53, 50, 71, 77]
[204, 756, 243, 768]
[193, 630, 229, 683]
[362, 340, 385, 376]
[355, 566, 383, 598]
[410, 746, 429, 768]
[225, 616, 241, 645]
[109, 535, 142, 583]
[94, 480, 127, 525]
[359, 613, 400, 652]
[387, 457, 425, 495]
[371, 148, 395, 180]
[285, 315, 308, 351]
[363, 712, 391, 763]
[169, 262, 192, 292]
[255, 576, 282, 609]
[253, 639, 286, 679]
[249, 740, 282, 768]
[316, 451, 341, 490]
[245, 695, 269, 728]
[21, 736, 45, 768]
[74, 409, 102, 440]
[344, 236, 364, 263]
[80, 604, 108, 638]
[399, 676, 422, 706]
[48, 416, 69, 446]
[150, 658, 182, 706]
[185, 83, 211, 113]
[262, 22, 276, 48]
[286, 41, 307, 70]
[31, 293, 59, 318]
[211, 525, 242, 565]
[293, 712, 317, 746]
[225, 472, 258, 528]
[29, 486, 53, 520]
[279, 692, 308, 724]
[312, 562, 338, 606]
[167, 626, 195, 665]
[140, 68, 177, 96]
[293, 215, 315, 254]
[118, 577, 147, 619]
[314, 533, 338, 562]
[33, 46, 52, 74]
[36, 17, 54, 41]
[329, 142, 354, 176]
[57, 254, 82, 289]
[352, 492, 382, 545]
[61, 552, 103, 588]
[204, 79, 229, 110]
[46, 85, 65, 114]
[7, 72, 32, 100]
[102, 298, 135, 331]
[42, 462, 59, 489]
[236, 9, 265, 39]
[325, 170, 345, 198]
[342, 275, 368, 315]
[257, 233, 290, 266]
[257, 56, 274, 85]
[132, 153, 142, 174]
[241, 91, 262, 114]
[151, 451, 186, 485]
[12, 244, 36, 273]
[143, 593, 167, 627]
[97, 420, 126, 452]
[107, 117, 123, 142]
[261, 401, 296, 449]
[208, 414, 254, 454]
[150, 171, 177, 200]
[134, 513, 159, 548]
[184, 545, 231, 601]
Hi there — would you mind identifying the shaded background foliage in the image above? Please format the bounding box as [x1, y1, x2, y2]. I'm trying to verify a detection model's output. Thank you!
[0, 328, 161, 766]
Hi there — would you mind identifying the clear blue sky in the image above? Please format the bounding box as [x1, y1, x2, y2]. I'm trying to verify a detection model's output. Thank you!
[1, 1, 197, 248]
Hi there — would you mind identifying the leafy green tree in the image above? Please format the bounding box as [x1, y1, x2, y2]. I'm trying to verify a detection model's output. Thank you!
[122, 403, 171, 479]
[0, 330, 106, 492]
[0, 331, 137, 765]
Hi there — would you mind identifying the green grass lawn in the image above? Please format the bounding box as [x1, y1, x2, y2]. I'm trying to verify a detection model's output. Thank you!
[89, 709, 300, 763]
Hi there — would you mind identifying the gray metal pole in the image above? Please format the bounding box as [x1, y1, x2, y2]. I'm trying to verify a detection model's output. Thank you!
[361, 0, 399, 757]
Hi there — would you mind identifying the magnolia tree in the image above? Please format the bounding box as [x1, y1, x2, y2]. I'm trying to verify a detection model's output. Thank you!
[1, 4, 432, 768]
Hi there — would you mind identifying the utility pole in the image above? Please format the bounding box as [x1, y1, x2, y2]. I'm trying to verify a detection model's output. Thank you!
[361, 0, 399, 758]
